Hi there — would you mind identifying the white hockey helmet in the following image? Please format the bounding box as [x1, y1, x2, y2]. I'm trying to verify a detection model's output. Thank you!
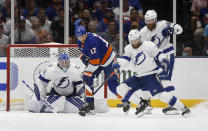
[128, 29, 141, 44]
[145, 10, 157, 23]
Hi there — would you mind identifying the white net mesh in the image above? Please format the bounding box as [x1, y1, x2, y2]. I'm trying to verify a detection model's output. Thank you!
[3, 44, 106, 111]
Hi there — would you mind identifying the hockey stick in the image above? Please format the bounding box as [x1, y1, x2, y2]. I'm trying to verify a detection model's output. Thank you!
[22, 80, 58, 113]
[92, 69, 118, 95]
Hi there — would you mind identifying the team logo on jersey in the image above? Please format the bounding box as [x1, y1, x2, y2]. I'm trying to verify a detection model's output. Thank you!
[151, 34, 161, 48]
[54, 77, 70, 89]
[134, 52, 146, 65]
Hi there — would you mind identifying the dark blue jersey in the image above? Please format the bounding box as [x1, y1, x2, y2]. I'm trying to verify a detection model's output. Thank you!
[77, 32, 114, 66]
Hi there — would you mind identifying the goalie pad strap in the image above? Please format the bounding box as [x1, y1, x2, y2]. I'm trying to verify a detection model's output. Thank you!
[66, 97, 84, 109]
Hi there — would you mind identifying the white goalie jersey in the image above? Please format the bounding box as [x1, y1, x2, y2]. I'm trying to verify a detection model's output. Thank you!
[119, 41, 167, 77]
[36, 62, 84, 97]
[140, 20, 183, 54]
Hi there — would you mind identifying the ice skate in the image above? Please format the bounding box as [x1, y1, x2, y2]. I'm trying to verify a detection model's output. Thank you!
[162, 106, 179, 115]
[79, 101, 95, 117]
[181, 106, 191, 117]
[135, 98, 152, 118]
[123, 101, 131, 114]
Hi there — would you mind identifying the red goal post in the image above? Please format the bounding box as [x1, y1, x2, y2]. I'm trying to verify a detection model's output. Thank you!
[6, 44, 107, 111]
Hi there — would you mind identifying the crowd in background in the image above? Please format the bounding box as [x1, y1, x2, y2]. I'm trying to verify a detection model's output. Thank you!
[0, 0, 208, 57]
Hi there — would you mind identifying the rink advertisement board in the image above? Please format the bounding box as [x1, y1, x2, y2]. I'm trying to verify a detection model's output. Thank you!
[0, 57, 208, 108]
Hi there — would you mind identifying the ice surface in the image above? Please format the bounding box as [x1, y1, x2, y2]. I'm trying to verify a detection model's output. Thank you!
[0, 107, 207, 131]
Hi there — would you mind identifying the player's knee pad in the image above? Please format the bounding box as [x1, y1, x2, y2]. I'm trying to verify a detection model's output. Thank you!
[157, 92, 173, 104]
[116, 83, 131, 97]
[157, 92, 177, 106]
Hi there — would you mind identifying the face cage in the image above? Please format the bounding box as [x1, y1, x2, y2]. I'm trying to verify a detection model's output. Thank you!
[59, 60, 70, 68]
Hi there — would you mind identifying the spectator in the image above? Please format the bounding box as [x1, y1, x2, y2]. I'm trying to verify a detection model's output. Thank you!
[99, 19, 117, 43]
[93, 0, 110, 21]
[73, 0, 88, 20]
[111, 33, 127, 56]
[0, 0, 6, 10]
[190, 15, 204, 55]
[203, 24, 208, 55]
[0, 23, 9, 56]
[123, 8, 145, 40]
[112, 0, 143, 20]
[182, 47, 193, 56]
[50, 8, 64, 43]
[14, 18, 36, 44]
[68, 36, 73, 44]
[45, 0, 63, 21]
[190, 0, 207, 16]
[97, 8, 119, 32]
[90, 0, 101, 15]
[74, 9, 93, 28]
[37, 8, 51, 33]
[46, 33, 54, 43]
[4, 7, 32, 35]
[0, 0, 11, 23]
[113, 0, 134, 23]
[31, 17, 47, 44]
[22, 0, 40, 20]
[199, 2, 208, 27]
[50, 8, 75, 43]
[88, 20, 98, 33]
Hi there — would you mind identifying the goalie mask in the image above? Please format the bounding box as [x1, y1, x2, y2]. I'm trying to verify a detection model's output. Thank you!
[58, 52, 70, 70]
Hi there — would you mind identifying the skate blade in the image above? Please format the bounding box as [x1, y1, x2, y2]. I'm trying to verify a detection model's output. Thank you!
[145, 107, 153, 115]
[136, 107, 152, 118]
[86, 110, 95, 115]
[124, 109, 130, 115]
[182, 112, 191, 118]
[164, 111, 180, 115]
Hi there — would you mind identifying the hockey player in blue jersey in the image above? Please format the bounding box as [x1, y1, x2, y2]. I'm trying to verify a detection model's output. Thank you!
[75, 25, 121, 116]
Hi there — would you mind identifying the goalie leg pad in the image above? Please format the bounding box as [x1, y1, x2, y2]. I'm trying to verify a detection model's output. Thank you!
[28, 99, 43, 113]
[66, 97, 85, 109]
[40, 94, 65, 113]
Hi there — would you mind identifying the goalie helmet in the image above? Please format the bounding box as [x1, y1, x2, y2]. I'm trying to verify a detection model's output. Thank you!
[58, 52, 70, 69]
[145, 10, 157, 23]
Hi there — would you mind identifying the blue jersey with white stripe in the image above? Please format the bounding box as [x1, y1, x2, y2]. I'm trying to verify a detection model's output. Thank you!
[77, 32, 115, 66]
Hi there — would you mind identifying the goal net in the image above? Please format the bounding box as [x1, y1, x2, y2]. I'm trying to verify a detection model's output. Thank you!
[3, 44, 107, 111]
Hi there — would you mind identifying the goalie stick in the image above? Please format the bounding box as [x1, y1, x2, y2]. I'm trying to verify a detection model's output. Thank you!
[22, 80, 59, 113]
